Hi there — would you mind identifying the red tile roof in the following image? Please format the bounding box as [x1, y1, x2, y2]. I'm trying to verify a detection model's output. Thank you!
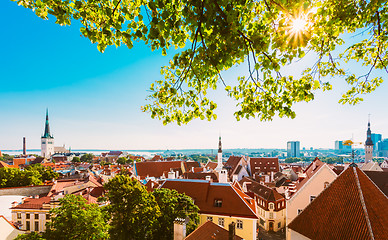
[239, 177, 284, 203]
[11, 196, 51, 210]
[185, 221, 243, 240]
[160, 180, 258, 219]
[135, 161, 184, 179]
[249, 157, 279, 175]
[182, 172, 218, 182]
[363, 170, 388, 197]
[288, 166, 388, 240]
[205, 161, 218, 170]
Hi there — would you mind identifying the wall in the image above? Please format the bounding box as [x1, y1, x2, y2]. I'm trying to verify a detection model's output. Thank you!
[199, 213, 257, 240]
[0, 185, 52, 196]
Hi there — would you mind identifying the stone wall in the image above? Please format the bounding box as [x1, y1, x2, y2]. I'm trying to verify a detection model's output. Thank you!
[0, 185, 52, 196]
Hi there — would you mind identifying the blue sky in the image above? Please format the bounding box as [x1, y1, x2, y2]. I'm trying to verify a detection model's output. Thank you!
[1, 1, 387, 151]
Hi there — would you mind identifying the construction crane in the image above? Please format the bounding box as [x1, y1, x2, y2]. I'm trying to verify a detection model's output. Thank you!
[342, 140, 363, 163]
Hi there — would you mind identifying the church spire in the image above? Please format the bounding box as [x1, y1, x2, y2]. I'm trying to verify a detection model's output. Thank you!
[42, 108, 53, 139]
[365, 117, 373, 146]
[218, 136, 222, 153]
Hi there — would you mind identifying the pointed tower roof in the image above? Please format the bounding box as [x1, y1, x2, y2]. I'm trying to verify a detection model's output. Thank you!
[42, 109, 53, 139]
[288, 165, 388, 239]
[365, 119, 374, 146]
[218, 136, 222, 153]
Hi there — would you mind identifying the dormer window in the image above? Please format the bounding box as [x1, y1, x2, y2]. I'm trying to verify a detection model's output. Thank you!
[214, 199, 223, 207]
[269, 203, 274, 210]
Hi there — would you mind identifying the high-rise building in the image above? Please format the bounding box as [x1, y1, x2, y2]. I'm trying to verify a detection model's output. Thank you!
[365, 120, 374, 162]
[41, 109, 54, 158]
[371, 133, 382, 153]
[335, 140, 352, 154]
[377, 139, 388, 157]
[287, 141, 300, 158]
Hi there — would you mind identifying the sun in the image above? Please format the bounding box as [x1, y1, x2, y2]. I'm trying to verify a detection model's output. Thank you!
[291, 17, 308, 33]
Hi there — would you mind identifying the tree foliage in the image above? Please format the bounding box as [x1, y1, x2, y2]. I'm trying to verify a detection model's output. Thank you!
[81, 153, 94, 162]
[72, 156, 81, 163]
[0, 167, 42, 188]
[152, 188, 199, 240]
[15, 232, 45, 240]
[45, 194, 109, 240]
[11, 0, 387, 124]
[25, 163, 59, 182]
[104, 175, 160, 240]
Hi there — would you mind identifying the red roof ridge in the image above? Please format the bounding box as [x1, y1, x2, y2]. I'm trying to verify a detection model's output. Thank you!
[230, 184, 258, 219]
[354, 168, 375, 239]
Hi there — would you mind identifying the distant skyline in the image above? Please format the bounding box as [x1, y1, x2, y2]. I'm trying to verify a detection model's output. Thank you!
[1, 1, 387, 151]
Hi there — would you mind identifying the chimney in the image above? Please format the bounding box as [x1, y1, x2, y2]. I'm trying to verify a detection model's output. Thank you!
[173, 217, 188, 240]
[168, 171, 176, 179]
[229, 222, 236, 240]
[205, 175, 212, 182]
[23, 137, 26, 156]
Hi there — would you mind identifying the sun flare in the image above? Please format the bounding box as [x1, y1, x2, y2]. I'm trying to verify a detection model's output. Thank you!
[291, 17, 307, 33]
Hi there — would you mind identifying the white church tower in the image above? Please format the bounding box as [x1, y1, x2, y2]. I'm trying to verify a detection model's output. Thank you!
[216, 136, 228, 183]
[41, 109, 54, 158]
[216, 136, 223, 171]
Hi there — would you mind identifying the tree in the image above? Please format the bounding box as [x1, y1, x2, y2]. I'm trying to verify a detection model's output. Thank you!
[11, 0, 388, 124]
[15, 232, 45, 240]
[116, 157, 127, 165]
[71, 156, 81, 163]
[25, 164, 59, 182]
[285, 157, 303, 163]
[104, 175, 160, 240]
[152, 188, 199, 240]
[80, 153, 94, 162]
[44, 194, 109, 240]
[0, 167, 42, 188]
[0, 153, 13, 162]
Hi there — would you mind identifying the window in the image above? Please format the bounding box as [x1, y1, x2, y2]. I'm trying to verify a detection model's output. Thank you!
[35, 214, 39, 220]
[42, 142, 46, 144]
[310, 196, 316, 202]
[214, 199, 223, 207]
[260, 218, 265, 226]
[218, 218, 224, 227]
[207, 216, 213, 222]
[236, 220, 243, 229]
[298, 209, 303, 215]
[269, 203, 274, 210]
[278, 222, 281, 229]
[26, 213, 30, 219]
[26, 221, 30, 231]
[269, 212, 274, 219]
[17, 213, 21, 219]
[324, 182, 330, 188]
[35, 222, 39, 231]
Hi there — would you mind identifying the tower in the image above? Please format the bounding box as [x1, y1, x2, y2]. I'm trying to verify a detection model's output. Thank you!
[216, 136, 223, 171]
[365, 118, 374, 163]
[41, 109, 54, 158]
[23, 137, 26, 156]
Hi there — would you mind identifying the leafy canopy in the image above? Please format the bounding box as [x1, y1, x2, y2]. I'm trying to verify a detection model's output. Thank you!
[104, 175, 161, 240]
[45, 194, 109, 240]
[12, 0, 388, 124]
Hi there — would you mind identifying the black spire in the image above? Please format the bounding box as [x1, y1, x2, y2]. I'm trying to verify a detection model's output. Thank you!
[42, 109, 53, 139]
[218, 136, 222, 153]
[365, 119, 373, 146]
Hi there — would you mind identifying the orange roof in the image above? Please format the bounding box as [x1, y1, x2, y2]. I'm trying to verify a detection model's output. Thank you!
[135, 161, 183, 179]
[288, 166, 388, 240]
[185, 221, 243, 240]
[161, 180, 258, 219]
[205, 161, 218, 170]
[11, 196, 51, 210]
[0, 160, 17, 168]
[249, 157, 279, 175]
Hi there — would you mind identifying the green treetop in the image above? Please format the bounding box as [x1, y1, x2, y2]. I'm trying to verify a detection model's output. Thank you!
[12, 0, 388, 124]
